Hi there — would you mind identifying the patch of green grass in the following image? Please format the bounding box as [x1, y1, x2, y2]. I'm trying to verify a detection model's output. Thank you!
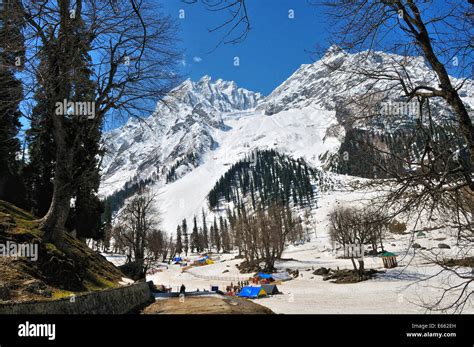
[0, 200, 34, 221]
[51, 289, 76, 299]
[0, 199, 125, 298]
[84, 277, 119, 291]
[0, 201, 41, 239]
[44, 242, 65, 257]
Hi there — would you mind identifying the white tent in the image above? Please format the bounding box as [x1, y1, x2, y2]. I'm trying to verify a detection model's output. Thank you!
[271, 272, 292, 281]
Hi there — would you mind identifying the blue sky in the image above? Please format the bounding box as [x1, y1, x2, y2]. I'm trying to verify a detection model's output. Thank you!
[159, 0, 471, 98]
[20, 1, 471, 133]
[159, 0, 331, 96]
[22, 0, 331, 134]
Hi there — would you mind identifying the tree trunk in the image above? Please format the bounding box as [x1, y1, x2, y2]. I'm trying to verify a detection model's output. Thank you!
[350, 257, 358, 271]
[40, 144, 73, 245]
[371, 241, 378, 254]
[408, 7, 474, 181]
[40, 192, 69, 245]
[358, 259, 365, 278]
[39, 0, 74, 245]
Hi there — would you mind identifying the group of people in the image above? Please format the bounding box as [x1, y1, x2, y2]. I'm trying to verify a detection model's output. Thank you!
[225, 280, 250, 296]
[179, 280, 252, 296]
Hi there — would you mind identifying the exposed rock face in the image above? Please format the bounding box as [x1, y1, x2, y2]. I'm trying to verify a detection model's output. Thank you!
[100, 76, 264, 197]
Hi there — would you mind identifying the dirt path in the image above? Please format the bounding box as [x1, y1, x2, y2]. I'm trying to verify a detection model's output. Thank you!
[142, 295, 274, 314]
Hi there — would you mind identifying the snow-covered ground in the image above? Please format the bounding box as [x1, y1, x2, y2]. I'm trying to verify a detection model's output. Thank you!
[142, 241, 472, 314]
[98, 47, 473, 315]
[111, 187, 473, 314]
[141, 243, 472, 314]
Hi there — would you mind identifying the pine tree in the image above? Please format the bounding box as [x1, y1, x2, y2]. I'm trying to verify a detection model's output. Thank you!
[221, 217, 231, 252]
[198, 227, 204, 252]
[202, 209, 209, 251]
[209, 225, 214, 249]
[233, 206, 245, 256]
[0, 0, 26, 207]
[191, 216, 199, 253]
[24, 77, 55, 217]
[65, 3, 104, 240]
[227, 208, 236, 250]
[24, 2, 103, 240]
[182, 218, 188, 256]
[176, 225, 183, 255]
[101, 200, 113, 252]
[213, 216, 221, 253]
[207, 150, 318, 212]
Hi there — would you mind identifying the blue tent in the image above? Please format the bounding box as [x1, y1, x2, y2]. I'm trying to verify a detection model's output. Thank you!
[238, 286, 267, 299]
[257, 273, 272, 279]
[173, 257, 182, 262]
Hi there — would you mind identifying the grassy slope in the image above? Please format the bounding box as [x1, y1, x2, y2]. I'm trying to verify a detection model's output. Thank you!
[0, 200, 124, 301]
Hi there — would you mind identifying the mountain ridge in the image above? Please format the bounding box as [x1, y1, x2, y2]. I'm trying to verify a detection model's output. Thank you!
[99, 47, 473, 232]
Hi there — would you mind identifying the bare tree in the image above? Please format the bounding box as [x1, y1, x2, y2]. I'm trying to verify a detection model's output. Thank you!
[321, 0, 473, 311]
[363, 208, 389, 254]
[145, 229, 176, 264]
[233, 202, 302, 272]
[183, 0, 250, 49]
[16, 0, 179, 245]
[329, 206, 372, 277]
[116, 189, 158, 278]
[165, 234, 176, 263]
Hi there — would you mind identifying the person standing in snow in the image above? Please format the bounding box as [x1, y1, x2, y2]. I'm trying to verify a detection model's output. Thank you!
[180, 284, 186, 295]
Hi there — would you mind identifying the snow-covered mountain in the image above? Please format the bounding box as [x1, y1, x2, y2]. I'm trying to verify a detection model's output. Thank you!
[100, 75, 264, 197]
[258, 45, 473, 116]
[99, 46, 473, 232]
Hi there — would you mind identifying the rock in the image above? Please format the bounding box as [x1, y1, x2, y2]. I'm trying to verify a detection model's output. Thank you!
[222, 269, 229, 273]
[24, 280, 52, 297]
[286, 269, 299, 278]
[438, 243, 451, 249]
[313, 267, 329, 276]
[0, 282, 11, 301]
[413, 243, 421, 249]
[152, 284, 169, 293]
[119, 260, 145, 281]
[391, 243, 396, 247]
